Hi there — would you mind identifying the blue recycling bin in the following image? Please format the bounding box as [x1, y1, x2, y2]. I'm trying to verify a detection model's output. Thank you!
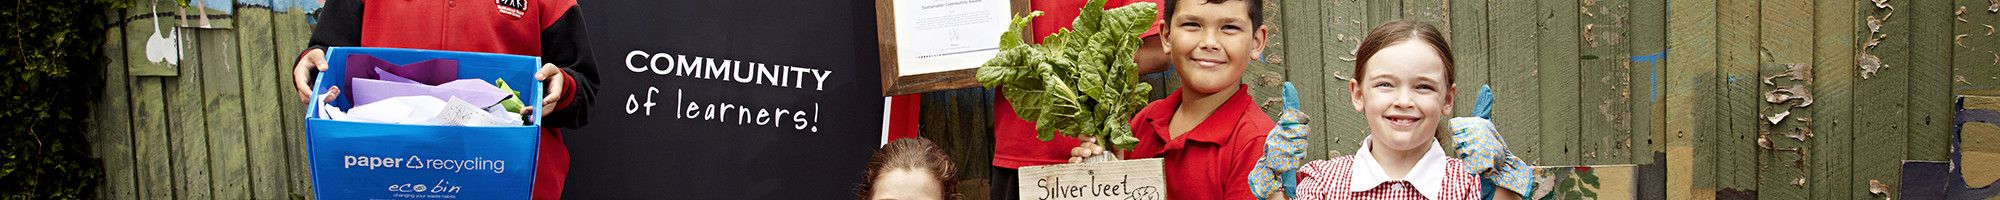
[305, 47, 544, 200]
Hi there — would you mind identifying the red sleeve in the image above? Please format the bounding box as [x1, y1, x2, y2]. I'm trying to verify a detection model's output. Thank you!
[539, 0, 579, 28]
[552, 69, 580, 111]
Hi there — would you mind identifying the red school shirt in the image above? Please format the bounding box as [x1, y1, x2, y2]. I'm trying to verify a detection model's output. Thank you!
[305, 0, 600, 199]
[993, 0, 1165, 169]
[1124, 84, 1273, 200]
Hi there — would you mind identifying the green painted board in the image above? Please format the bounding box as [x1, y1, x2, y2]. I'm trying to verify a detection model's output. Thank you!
[166, 28, 212, 200]
[1903, 0, 1956, 162]
[1369, 0, 1400, 29]
[271, 6, 315, 197]
[1948, 0, 2000, 166]
[1953, 0, 2000, 97]
[1757, 0, 1813, 198]
[1666, 0, 1718, 190]
[1852, 0, 1911, 198]
[1629, 0, 1667, 165]
[1318, 0, 1370, 158]
[132, 77, 174, 200]
[197, 29, 251, 200]
[1487, 0, 1542, 165]
[1579, 0, 1633, 165]
[1809, 0, 1858, 198]
[125, 1, 182, 76]
[1280, 0, 1325, 161]
[1449, 0, 1490, 120]
[1715, 0, 1760, 190]
[234, 7, 290, 199]
[1538, 0, 1582, 166]
[92, 15, 138, 199]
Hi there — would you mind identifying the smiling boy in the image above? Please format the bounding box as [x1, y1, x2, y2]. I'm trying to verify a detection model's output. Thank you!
[1071, 0, 1272, 199]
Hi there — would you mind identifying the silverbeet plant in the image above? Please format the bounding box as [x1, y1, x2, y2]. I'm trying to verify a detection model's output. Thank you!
[976, 0, 1156, 151]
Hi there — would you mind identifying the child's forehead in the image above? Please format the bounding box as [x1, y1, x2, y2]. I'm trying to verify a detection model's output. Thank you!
[1171, 0, 1254, 19]
[1361, 45, 1450, 80]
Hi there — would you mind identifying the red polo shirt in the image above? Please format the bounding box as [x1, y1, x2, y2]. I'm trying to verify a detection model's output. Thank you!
[993, 0, 1163, 169]
[1125, 84, 1273, 200]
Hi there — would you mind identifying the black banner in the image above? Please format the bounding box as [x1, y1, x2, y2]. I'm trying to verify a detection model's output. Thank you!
[566, 0, 885, 198]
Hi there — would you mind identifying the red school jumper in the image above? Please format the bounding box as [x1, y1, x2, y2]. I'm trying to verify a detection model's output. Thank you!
[304, 0, 600, 199]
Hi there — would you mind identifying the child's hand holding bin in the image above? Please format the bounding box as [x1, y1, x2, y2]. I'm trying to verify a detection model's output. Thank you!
[1251, 82, 1308, 200]
[290, 48, 572, 117]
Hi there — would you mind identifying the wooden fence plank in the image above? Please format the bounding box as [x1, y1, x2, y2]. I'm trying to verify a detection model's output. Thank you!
[1808, 0, 1857, 198]
[1757, 0, 1813, 198]
[1953, 0, 2000, 97]
[1624, 0, 1672, 166]
[132, 79, 174, 200]
[1715, 0, 1760, 191]
[1243, 0, 1284, 120]
[1280, 0, 1325, 160]
[119, 9, 175, 196]
[1318, 0, 1370, 158]
[1449, 0, 1490, 120]
[1852, 0, 1910, 198]
[1537, 0, 1582, 166]
[1369, 0, 1399, 29]
[1402, 0, 1447, 26]
[270, 4, 314, 197]
[1950, 0, 2000, 168]
[1666, 0, 1719, 195]
[125, 1, 182, 77]
[165, 27, 212, 200]
[197, 29, 252, 200]
[92, 12, 139, 199]
[234, 5, 290, 199]
[1580, 0, 1633, 165]
[1905, 0, 1957, 162]
[1630, 0, 1667, 165]
[1487, 0, 1542, 165]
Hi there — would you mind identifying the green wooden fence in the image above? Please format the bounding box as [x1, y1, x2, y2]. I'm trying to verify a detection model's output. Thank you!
[87, 0, 317, 199]
[1664, 0, 1978, 199]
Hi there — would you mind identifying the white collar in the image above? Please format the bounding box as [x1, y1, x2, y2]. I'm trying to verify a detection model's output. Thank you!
[1349, 136, 1450, 199]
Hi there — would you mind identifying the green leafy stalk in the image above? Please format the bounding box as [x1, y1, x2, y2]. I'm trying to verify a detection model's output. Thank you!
[976, 0, 1156, 151]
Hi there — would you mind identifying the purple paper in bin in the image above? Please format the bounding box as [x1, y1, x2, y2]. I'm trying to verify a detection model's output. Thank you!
[372, 68, 418, 84]
[344, 54, 459, 87]
[350, 78, 513, 108]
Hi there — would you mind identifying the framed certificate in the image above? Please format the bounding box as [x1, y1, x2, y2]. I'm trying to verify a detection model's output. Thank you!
[876, 0, 1029, 96]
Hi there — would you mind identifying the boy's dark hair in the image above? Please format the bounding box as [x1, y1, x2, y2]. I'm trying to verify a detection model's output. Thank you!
[1162, 0, 1265, 27]
[1355, 19, 1455, 84]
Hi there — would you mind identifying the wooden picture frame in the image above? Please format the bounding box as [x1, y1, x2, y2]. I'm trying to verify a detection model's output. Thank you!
[875, 0, 1031, 96]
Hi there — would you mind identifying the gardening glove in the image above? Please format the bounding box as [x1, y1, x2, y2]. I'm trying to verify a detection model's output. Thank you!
[1252, 82, 1308, 199]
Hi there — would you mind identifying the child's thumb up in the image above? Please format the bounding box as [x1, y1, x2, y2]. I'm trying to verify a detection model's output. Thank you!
[1280, 82, 1301, 110]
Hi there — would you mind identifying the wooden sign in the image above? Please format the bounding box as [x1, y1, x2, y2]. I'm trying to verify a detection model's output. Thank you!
[873, 0, 1029, 96]
[1017, 158, 1166, 200]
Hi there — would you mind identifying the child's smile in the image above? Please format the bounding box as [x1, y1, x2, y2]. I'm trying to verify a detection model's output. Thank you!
[1162, 0, 1264, 95]
[1350, 41, 1454, 152]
